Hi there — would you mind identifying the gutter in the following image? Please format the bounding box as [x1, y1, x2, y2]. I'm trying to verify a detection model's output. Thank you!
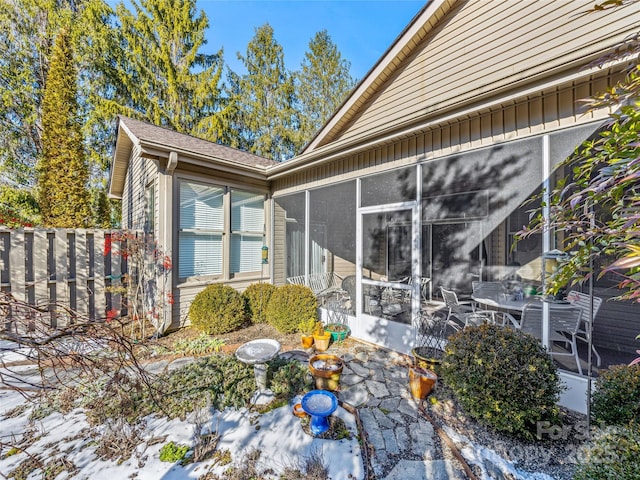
[266, 58, 629, 181]
[137, 139, 272, 177]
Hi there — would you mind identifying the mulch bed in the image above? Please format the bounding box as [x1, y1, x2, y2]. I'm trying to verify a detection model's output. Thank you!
[424, 382, 588, 480]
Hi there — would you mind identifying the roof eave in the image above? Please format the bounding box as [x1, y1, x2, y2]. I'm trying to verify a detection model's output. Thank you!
[301, 0, 449, 154]
[108, 118, 136, 199]
[137, 139, 271, 179]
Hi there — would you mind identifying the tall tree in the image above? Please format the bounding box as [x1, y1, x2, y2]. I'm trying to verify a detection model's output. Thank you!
[0, 0, 77, 188]
[224, 23, 298, 161]
[295, 30, 356, 150]
[88, 0, 225, 139]
[38, 28, 91, 227]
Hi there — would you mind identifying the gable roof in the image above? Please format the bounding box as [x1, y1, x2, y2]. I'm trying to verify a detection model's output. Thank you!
[109, 116, 276, 198]
[270, 0, 640, 178]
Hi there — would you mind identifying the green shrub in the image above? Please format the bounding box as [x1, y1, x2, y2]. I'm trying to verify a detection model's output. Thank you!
[159, 441, 190, 463]
[265, 284, 317, 334]
[243, 282, 276, 324]
[591, 364, 640, 427]
[268, 357, 313, 398]
[440, 324, 562, 439]
[574, 423, 640, 480]
[151, 355, 255, 419]
[189, 284, 246, 335]
[173, 334, 226, 356]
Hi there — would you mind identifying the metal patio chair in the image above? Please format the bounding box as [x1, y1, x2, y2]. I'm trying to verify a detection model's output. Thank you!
[566, 290, 604, 367]
[440, 286, 495, 328]
[518, 303, 583, 374]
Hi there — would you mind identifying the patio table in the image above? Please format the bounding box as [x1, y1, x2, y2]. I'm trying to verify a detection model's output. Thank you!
[471, 295, 575, 328]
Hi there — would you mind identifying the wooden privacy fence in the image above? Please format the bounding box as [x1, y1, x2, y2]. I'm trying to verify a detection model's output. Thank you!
[0, 228, 127, 326]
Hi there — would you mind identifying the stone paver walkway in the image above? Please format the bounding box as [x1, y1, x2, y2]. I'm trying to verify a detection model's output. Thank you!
[283, 340, 468, 480]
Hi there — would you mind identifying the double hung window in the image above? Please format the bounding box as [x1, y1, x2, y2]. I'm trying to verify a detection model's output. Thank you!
[178, 180, 265, 279]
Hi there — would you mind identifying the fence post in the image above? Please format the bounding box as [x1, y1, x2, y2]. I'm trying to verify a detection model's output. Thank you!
[9, 230, 26, 302]
[94, 230, 107, 319]
[33, 229, 49, 307]
[75, 229, 88, 316]
[54, 229, 69, 328]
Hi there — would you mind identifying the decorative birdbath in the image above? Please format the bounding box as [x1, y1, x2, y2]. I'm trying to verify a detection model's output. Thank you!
[235, 338, 281, 404]
[301, 390, 338, 436]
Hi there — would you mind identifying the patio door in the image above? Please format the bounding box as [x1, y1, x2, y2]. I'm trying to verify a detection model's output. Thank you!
[357, 204, 420, 354]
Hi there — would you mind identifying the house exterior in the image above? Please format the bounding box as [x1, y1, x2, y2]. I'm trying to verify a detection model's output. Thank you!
[109, 0, 640, 411]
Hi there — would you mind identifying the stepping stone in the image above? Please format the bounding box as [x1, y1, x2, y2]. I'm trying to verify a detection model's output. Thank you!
[144, 360, 168, 375]
[387, 411, 405, 425]
[366, 397, 381, 408]
[340, 373, 364, 386]
[348, 362, 371, 377]
[410, 419, 436, 459]
[395, 425, 410, 452]
[397, 398, 420, 418]
[383, 460, 466, 480]
[373, 408, 396, 429]
[379, 397, 401, 412]
[338, 382, 369, 407]
[166, 357, 195, 372]
[382, 428, 400, 455]
[385, 379, 408, 397]
[366, 380, 390, 398]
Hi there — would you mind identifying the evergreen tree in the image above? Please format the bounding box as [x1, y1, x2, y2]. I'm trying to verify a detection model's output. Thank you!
[38, 28, 91, 227]
[295, 29, 356, 150]
[0, 0, 80, 187]
[224, 23, 298, 161]
[88, 0, 225, 138]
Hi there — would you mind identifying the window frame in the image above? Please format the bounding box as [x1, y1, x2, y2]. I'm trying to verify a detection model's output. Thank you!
[176, 177, 267, 282]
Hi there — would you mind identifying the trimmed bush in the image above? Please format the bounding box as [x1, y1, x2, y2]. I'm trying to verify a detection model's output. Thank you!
[243, 282, 276, 324]
[440, 324, 562, 439]
[189, 284, 246, 335]
[591, 364, 640, 427]
[265, 284, 317, 333]
[575, 423, 640, 480]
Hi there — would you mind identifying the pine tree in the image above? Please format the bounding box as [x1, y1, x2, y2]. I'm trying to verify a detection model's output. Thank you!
[224, 23, 298, 161]
[38, 28, 91, 227]
[89, 0, 225, 138]
[0, 0, 80, 188]
[295, 30, 356, 150]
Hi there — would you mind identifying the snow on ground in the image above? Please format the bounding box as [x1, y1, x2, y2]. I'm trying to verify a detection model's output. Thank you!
[0, 385, 364, 480]
[0, 340, 34, 364]
[443, 425, 556, 480]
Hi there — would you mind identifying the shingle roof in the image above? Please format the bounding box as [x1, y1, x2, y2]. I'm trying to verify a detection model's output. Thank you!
[118, 116, 277, 168]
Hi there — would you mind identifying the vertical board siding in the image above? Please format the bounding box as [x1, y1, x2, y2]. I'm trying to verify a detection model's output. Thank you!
[0, 228, 122, 326]
[273, 71, 618, 195]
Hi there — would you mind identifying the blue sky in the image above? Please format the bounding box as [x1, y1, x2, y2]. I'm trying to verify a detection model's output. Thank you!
[189, 0, 424, 80]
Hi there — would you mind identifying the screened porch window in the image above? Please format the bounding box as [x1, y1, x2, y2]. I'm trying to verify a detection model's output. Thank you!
[231, 190, 265, 274]
[178, 181, 224, 278]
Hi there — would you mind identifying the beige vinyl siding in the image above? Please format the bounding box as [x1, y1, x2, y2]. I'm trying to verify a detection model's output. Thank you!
[273, 201, 287, 286]
[171, 277, 268, 329]
[273, 71, 617, 195]
[121, 145, 158, 230]
[319, 0, 638, 148]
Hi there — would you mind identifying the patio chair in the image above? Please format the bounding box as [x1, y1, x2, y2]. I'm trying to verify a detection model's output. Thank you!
[341, 275, 356, 313]
[440, 286, 495, 328]
[413, 277, 431, 303]
[566, 290, 604, 366]
[518, 303, 583, 374]
[471, 281, 519, 327]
